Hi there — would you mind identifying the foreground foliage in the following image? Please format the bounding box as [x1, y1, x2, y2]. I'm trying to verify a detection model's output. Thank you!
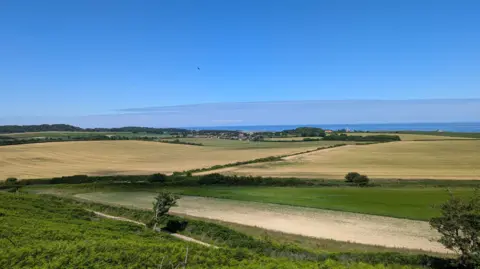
[430, 190, 480, 268]
[0, 192, 429, 268]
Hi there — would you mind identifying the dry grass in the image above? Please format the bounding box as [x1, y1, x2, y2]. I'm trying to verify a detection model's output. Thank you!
[218, 140, 480, 180]
[0, 140, 315, 179]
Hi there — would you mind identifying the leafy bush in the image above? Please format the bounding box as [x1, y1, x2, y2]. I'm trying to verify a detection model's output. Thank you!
[430, 190, 480, 268]
[165, 219, 188, 232]
[345, 172, 361, 183]
[147, 173, 167, 183]
[5, 177, 17, 185]
[354, 175, 370, 186]
[345, 172, 370, 186]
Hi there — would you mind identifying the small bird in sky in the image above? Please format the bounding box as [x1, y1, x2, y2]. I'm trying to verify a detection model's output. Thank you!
[197, 66, 200, 70]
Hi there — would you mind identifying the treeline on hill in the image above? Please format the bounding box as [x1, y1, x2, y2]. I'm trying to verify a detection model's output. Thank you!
[256, 127, 327, 138]
[0, 124, 241, 137]
[255, 127, 400, 142]
[0, 135, 203, 147]
[323, 134, 401, 142]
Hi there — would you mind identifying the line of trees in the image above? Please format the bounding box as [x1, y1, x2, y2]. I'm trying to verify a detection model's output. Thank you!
[0, 136, 205, 147]
[323, 134, 401, 142]
[0, 124, 242, 137]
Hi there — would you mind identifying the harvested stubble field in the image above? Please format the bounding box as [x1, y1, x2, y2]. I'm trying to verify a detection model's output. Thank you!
[74, 191, 448, 253]
[0, 140, 321, 179]
[171, 137, 356, 148]
[213, 140, 480, 180]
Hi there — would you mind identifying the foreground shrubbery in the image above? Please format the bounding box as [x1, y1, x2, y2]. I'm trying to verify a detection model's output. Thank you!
[0, 192, 431, 268]
[430, 190, 480, 269]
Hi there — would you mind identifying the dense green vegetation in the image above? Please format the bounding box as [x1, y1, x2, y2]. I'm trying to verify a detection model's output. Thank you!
[430, 190, 480, 268]
[0, 124, 83, 133]
[1, 192, 445, 268]
[0, 135, 206, 147]
[323, 134, 401, 142]
[0, 124, 241, 137]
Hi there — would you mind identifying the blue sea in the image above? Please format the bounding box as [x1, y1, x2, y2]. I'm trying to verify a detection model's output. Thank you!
[190, 122, 480, 132]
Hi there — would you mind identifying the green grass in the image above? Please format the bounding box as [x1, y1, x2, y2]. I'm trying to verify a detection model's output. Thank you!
[163, 186, 473, 220]
[27, 184, 474, 221]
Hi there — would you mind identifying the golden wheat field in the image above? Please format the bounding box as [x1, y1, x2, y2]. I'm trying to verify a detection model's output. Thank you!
[214, 140, 480, 180]
[0, 140, 317, 180]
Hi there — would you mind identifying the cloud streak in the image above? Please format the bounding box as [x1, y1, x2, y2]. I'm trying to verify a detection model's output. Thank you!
[1, 99, 479, 128]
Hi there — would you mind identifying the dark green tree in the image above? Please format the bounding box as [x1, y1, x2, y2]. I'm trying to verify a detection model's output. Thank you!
[151, 191, 179, 230]
[430, 189, 480, 268]
[5, 177, 18, 185]
[345, 172, 361, 183]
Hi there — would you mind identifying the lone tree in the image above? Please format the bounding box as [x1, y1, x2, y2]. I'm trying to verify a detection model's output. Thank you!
[151, 191, 179, 230]
[344, 172, 370, 186]
[5, 177, 18, 185]
[430, 189, 480, 268]
[345, 172, 361, 183]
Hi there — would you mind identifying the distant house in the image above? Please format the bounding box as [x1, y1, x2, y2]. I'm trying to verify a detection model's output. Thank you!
[325, 130, 333, 134]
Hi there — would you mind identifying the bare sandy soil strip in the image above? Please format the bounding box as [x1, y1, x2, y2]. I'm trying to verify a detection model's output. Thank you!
[90, 210, 216, 248]
[77, 192, 448, 253]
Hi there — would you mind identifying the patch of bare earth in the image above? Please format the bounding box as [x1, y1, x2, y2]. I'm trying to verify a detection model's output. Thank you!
[75, 192, 448, 253]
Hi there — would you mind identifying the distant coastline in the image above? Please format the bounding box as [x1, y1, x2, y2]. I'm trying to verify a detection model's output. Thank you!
[189, 122, 480, 133]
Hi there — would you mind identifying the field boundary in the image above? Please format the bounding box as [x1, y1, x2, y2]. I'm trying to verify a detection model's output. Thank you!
[186, 143, 347, 175]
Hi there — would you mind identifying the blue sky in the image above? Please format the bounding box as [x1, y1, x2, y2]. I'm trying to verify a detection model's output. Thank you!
[1, 0, 479, 127]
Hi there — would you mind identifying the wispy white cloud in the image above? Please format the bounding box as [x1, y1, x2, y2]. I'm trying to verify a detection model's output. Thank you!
[1, 99, 479, 128]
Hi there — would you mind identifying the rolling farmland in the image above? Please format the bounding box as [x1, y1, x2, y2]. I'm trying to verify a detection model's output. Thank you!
[213, 140, 480, 180]
[0, 140, 325, 179]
